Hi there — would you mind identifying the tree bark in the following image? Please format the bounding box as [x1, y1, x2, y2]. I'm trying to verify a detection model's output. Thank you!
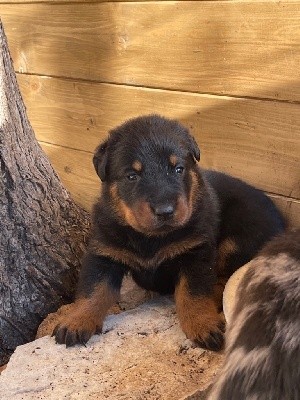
[0, 21, 90, 365]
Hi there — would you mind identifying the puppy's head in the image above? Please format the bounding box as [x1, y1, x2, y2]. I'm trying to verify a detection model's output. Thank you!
[93, 115, 201, 236]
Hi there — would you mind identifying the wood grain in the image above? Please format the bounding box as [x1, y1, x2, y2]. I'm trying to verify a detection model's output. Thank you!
[270, 195, 300, 228]
[19, 75, 300, 198]
[0, 0, 103, 2]
[2, 1, 300, 101]
[41, 143, 99, 211]
[2, 0, 297, 2]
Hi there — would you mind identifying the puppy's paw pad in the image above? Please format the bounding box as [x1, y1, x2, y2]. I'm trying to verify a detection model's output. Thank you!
[181, 313, 226, 351]
[52, 324, 97, 346]
[195, 328, 225, 351]
[51, 315, 102, 347]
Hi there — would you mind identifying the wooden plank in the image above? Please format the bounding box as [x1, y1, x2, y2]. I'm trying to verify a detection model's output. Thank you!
[41, 143, 300, 228]
[0, 0, 192, 3]
[2, 1, 300, 102]
[270, 195, 300, 228]
[4, 0, 298, 2]
[41, 143, 99, 211]
[1, 1, 102, 2]
[18, 75, 300, 198]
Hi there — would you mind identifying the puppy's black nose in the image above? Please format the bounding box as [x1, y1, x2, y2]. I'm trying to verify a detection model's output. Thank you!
[153, 204, 174, 219]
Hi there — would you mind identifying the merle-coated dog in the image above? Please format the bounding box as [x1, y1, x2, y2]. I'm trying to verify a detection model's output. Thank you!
[208, 229, 300, 399]
[53, 115, 285, 351]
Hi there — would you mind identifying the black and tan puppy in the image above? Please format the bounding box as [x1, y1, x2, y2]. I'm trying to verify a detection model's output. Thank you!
[53, 115, 285, 351]
[207, 229, 300, 399]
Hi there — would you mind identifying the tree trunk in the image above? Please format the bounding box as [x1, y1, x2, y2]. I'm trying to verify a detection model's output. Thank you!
[0, 21, 90, 365]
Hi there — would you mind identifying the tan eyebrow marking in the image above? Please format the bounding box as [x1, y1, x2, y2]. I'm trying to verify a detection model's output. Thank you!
[132, 160, 142, 171]
[169, 154, 178, 166]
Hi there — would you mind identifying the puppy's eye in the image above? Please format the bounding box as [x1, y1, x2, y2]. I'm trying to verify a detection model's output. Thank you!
[175, 166, 184, 174]
[127, 173, 138, 181]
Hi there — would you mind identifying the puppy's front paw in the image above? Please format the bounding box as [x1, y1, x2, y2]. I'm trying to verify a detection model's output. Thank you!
[52, 320, 101, 347]
[175, 279, 226, 351]
[191, 318, 225, 351]
[51, 300, 103, 347]
[180, 304, 225, 351]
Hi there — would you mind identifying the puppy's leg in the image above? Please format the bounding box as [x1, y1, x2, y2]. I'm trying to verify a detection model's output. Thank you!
[53, 253, 126, 346]
[213, 277, 228, 312]
[175, 268, 225, 351]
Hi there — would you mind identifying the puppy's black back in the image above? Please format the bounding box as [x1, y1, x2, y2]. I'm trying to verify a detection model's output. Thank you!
[204, 170, 286, 277]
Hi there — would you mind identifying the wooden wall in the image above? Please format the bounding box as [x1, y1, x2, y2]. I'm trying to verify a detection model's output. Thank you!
[1, 0, 299, 225]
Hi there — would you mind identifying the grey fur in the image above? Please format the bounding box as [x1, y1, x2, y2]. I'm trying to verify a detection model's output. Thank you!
[207, 229, 300, 400]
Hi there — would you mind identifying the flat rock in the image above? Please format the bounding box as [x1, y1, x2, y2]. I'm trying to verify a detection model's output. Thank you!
[0, 297, 223, 400]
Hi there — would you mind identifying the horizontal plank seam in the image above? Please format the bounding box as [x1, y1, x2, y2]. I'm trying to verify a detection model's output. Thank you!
[267, 192, 300, 204]
[1, 0, 296, 5]
[40, 140, 93, 155]
[16, 72, 300, 106]
[39, 140, 300, 203]
[0, 1, 112, 4]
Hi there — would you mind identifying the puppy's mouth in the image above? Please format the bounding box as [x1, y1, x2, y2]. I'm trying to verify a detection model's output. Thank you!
[122, 197, 192, 236]
[109, 184, 193, 235]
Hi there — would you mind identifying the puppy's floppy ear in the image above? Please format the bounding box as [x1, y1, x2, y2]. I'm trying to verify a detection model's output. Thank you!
[93, 140, 109, 181]
[188, 134, 200, 162]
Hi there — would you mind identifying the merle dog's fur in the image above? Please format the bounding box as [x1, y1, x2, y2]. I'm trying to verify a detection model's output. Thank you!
[208, 229, 300, 399]
[53, 115, 285, 351]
